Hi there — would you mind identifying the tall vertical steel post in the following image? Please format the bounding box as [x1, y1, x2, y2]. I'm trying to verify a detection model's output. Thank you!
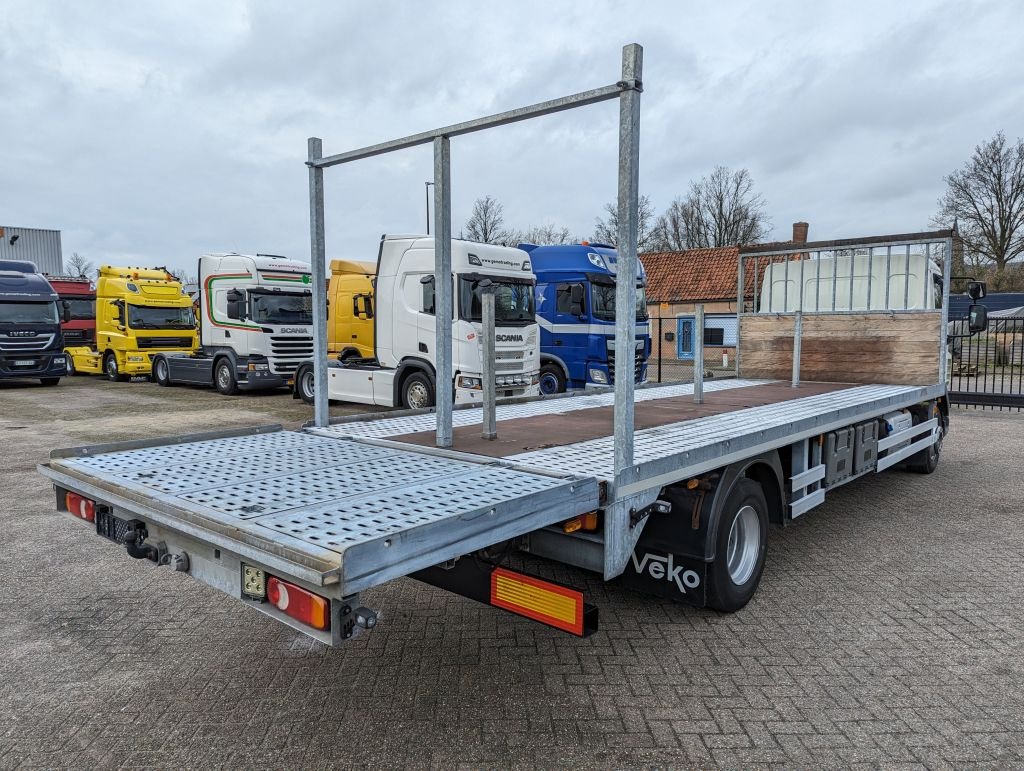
[613, 43, 642, 484]
[307, 137, 329, 428]
[433, 137, 453, 448]
[481, 287, 497, 440]
[693, 304, 704, 404]
[791, 311, 803, 388]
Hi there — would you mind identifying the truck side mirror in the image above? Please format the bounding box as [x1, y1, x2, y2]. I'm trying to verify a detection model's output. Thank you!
[363, 295, 374, 320]
[968, 303, 988, 334]
[112, 300, 124, 324]
[226, 289, 244, 320]
[62, 300, 71, 323]
[967, 281, 987, 301]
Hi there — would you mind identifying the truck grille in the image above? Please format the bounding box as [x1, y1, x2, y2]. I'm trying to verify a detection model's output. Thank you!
[136, 336, 193, 349]
[63, 329, 93, 343]
[270, 335, 314, 374]
[494, 349, 526, 372]
[0, 333, 55, 353]
[608, 349, 644, 385]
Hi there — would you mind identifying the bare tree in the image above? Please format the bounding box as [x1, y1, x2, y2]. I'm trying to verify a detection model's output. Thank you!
[592, 194, 660, 251]
[932, 132, 1024, 289]
[464, 196, 519, 245]
[66, 252, 93, 278]
[653, 167, 771, 250]
[520, 223, 574, 245]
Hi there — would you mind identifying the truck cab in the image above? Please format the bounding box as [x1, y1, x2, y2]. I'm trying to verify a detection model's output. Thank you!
[152, 254, 314, 394]
[66, 266, 198, 380]
[327, 259, 375, 361]
[296, 236, 540, 409]
[523, 243, 651, 393]
[0, 260, 69, 385]
[46, 275, 96, 347]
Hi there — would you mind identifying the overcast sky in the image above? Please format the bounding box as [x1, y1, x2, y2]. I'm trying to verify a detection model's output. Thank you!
[2, 0, 1022, 277]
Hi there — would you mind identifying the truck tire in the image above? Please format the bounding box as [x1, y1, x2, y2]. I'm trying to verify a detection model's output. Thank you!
[401, 371, 435, 409]
[706, 478, 768, 613]
[40, 378, 60, 386]
[103, 352, 125, 382]
[539, 363, 567, 395]
[296, 365, 316, 405]
[214, 358, 238, 395]
[65, 357, 75, 376]
[907, 410, 945, 475]
[152, 357, 171, 387]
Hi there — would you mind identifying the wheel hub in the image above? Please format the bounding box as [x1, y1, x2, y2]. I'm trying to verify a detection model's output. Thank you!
[726, 505, 760, 585]
[407, 382, 429, 409]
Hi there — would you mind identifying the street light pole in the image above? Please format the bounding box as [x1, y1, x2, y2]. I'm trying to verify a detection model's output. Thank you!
[425, 181, 434, 234]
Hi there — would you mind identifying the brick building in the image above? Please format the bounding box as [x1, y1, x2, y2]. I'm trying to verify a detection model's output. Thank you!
[641, 222, 809, 366]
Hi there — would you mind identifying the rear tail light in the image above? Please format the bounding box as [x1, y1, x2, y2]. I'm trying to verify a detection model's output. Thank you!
[267, 577, 330, 631]
[65, 492, 95, 523]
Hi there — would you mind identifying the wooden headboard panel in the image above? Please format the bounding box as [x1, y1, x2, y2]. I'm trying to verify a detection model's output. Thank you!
[738, 312, 942, 385]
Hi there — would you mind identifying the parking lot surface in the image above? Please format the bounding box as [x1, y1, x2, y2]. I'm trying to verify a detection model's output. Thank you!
[1, 378, 1023, 768]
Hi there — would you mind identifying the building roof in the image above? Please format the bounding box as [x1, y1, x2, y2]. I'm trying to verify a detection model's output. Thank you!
[641, 245, 741, 304]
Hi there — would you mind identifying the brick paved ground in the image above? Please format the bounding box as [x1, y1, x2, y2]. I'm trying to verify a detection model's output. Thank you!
[1, 379, 1022, 768]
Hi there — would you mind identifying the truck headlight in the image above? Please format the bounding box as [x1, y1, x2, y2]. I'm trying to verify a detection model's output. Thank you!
[530, 371, 540, 385]
[458, 375, 482, 390]
[589, 368, 608, 384]
[247, 362, 270, 372]
[127, 355, 145, 362]
[54, 356, 66, 364]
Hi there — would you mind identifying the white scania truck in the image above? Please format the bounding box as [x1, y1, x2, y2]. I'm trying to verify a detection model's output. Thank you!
[152, 254, 314, 394]
[294, 235, 540, 409]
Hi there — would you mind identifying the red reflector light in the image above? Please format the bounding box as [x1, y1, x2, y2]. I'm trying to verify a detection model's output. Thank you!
[490, 567, 585, 636]
[65, 492, 95, 523]
[267, 577, 330, 631]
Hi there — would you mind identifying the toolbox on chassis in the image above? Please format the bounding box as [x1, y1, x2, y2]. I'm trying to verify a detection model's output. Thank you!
[37, 230, 989, 645]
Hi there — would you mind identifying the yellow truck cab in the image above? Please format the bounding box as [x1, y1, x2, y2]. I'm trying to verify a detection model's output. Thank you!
[66, 265, 197, 380]
[328, 259, 376, 361]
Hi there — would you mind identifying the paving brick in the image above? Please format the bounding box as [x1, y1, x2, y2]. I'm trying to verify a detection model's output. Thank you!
[2, 385, 1024, 768]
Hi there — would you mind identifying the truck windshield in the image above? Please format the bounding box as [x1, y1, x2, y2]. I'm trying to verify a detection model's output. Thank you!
[591, 284, 648, 321]
[459, 277, 535, 325]
[249, 291, 313, 325]
[127, 305, 195, 329]
[64, 298, 95, 321]
[0, 301, 59, 324]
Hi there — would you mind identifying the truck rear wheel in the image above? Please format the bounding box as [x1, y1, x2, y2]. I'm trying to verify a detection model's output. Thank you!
[153, 357, 171, 387]
[65, 357, 75, 376]
[539, 363, 566, 395]
[907, 405, 945, 474]
[706, 478, 768, 613]
[103, 352, 125, 382]
[402, 371, 434, 409]
[296, 365, 316, 405]
[214, 359, 238, 395]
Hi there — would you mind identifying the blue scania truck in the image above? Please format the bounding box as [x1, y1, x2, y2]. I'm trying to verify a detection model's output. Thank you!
[0, 260, 69, 385]
[521, 243, 651, 393]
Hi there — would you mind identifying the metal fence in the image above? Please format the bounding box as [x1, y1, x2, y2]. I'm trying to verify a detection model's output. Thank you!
[948, 314, 1024, 410]
[647, 315, 737, 384]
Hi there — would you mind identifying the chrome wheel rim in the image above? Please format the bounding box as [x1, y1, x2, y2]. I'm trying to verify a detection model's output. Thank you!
[217, 364, 231, 390]
[105, 357, 116, 378]
[156, 361, 166, 381]
[539, 373, 560, 394]
[301, 372, 314, 400]
[406, 381, 430, 409]
[726, 505, 760, 585]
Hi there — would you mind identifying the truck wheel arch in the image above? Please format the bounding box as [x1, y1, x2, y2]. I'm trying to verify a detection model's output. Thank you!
[539, 354, 570, 381]
[393, 358, 436, 406]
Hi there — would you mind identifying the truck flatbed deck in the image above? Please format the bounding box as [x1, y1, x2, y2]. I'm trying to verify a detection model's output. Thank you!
[309, 379, 942, 494]
[41, 378, 939, 597]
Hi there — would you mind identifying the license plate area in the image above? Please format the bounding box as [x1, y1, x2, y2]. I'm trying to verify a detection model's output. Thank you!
[14, 359, 35, 366]
[96, 507, 133, 543]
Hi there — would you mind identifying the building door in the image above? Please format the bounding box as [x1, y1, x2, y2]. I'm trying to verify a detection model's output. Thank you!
[676, 316, 694, 360]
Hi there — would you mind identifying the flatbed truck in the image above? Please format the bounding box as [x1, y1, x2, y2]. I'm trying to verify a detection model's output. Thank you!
[38, 229, 987, 644]
[152, 253, 314, 393]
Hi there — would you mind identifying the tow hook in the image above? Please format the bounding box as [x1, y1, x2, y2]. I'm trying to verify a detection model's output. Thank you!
[120, 519, 162, 563]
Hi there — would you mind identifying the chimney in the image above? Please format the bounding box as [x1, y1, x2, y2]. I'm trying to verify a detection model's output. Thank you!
[792, 222, 809, 244]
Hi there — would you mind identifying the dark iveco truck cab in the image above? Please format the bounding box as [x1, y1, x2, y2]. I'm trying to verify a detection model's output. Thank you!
[0, 260, 69, 385]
